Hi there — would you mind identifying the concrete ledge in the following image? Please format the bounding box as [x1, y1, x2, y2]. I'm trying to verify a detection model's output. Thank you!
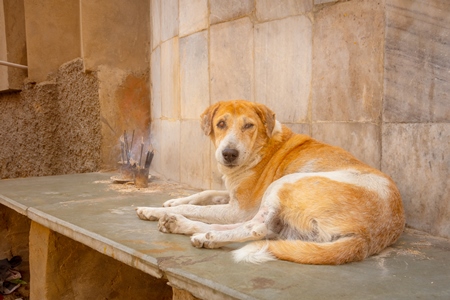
[1, 172, 450, 299]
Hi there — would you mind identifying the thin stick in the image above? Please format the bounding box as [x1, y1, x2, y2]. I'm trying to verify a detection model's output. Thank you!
[139, 137, 144, 168]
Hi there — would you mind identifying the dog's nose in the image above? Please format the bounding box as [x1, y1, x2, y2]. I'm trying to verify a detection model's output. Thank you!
[222, 148, 239, 163]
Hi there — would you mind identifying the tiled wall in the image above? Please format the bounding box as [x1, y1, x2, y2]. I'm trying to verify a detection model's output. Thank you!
[382, 0, 450, 238]
[149, 0, 449, 238]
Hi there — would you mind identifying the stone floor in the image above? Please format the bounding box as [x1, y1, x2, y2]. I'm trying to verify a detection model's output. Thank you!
[1, 172, 449, 299]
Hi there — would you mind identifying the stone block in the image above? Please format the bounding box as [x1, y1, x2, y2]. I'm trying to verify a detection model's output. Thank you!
[24, 0, 80, 82]
[255, 15, 312, 123]
[256, 0, 313, 22]
[149, 119, 163, 175]
[312, 0, 384, 122]
[180, 31, 210, 120]
[210, 18, 254, 102]
[312, 122, 381, 169]
[151, 0, 161, 49]
[151, 47, 162, 120]
[210, 0, 254, 24]
[161, 0, 178, 42]
[179, 0, 208, 37]
[81, 0, 150, 72]
[161, 37, 180, 119]
[29, 222, 172, 299]
[382, 123, 450, 239]
[284, 123, 310, 135]
[160, 120, 181, 182]
[180, 120, 211, 189]
[384, 0, 450, 123]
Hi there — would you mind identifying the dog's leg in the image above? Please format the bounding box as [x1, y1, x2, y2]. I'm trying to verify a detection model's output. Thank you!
[136, 202, 251, 224]
[162, 190, 229, 207]
[190, 179, 284, 249]
[158, 213, 244, 235]
[190, 205, 279, 249]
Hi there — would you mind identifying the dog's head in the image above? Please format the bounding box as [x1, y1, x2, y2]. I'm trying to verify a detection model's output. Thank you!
[200, 100, 281, 170]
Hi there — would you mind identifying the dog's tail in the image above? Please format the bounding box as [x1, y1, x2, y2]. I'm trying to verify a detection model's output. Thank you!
[232, 236, 369, 265]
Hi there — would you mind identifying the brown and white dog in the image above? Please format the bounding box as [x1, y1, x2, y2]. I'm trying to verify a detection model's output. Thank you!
[136, 100, 405, 265]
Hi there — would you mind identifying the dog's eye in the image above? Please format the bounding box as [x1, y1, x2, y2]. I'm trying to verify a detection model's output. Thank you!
[217, 120, 226, 129]
[243, 123, 254, 130]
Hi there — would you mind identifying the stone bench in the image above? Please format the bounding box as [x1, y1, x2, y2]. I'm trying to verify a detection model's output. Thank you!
[1, 172, 449, 299]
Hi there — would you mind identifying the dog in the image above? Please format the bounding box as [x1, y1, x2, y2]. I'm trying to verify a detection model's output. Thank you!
[136, 100, 405, 265]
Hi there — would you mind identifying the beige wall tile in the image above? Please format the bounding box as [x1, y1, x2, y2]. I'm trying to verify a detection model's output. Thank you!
[151, 47, 162, 120]
[384, 0, 450, 123]
[151, 0, 161, 49]
[312, 0, 384, 122]
[256, 0, 313, 22]
[312, 122, 381, 169]
[284, 123, 310, 135]
[210, 0, 254, 24]
[179, 0, 208, 37]
[161, 0, 178, 42]
[180, 31, 210, 120]
[210, 17, 254, 103]
[161, 37, 180, 119]
[180, 120, 211, 189]
[382, 123, 450, 239]
[160, 120, 181, 181]
[255, 16, 312, 123]
[149, 119, 163, 175]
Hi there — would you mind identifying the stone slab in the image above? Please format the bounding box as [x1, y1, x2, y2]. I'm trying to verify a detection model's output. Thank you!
[255, 15, 312, 123]
[0, 172, 450, 299]
[384, 0, 450, 123]
[256, 0, 312, 22]
[179, 0, 208, 37]
[210, 0, 254, 25]
[382, 123, 450, 239]
[210, 18, 254, 102]
[312, 0, 384, 122]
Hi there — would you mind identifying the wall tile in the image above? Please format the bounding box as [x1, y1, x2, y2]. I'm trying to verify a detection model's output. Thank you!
[384, 0, 450, 123]
[312, 122, 381, 169]
[161, 37, 180, 119]
[210, 17, 254, 103]
[284, 123, 310, 135]
[161, 0, 178, 42]
[179, 0, 208, 37]
[149, 119, 162, 174]
[151, 0, 161, 49]
[255, 15, 312, 123]
[151, 47, 161, 120]
[382, 123, 450, 239]
[180, 120, 211, 189]
[312, 0, 384, 122]
[210, 0, 254, 25]
[160, 120, 180, 181]
[256, 0, 313, 22]
[180, 31, 210, 120]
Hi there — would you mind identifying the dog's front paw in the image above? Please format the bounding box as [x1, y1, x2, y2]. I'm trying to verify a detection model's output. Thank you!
[135, 207, 163, 221]
[158, 213, 189, 234]
[190, 232, 220, 249]
[163, 197, 189, 207]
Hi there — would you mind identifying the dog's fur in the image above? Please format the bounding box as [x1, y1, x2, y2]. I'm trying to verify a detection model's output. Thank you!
[136, 100, 405, 265]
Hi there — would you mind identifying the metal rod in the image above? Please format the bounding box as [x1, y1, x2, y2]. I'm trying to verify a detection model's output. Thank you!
[0, 60, 28, 70]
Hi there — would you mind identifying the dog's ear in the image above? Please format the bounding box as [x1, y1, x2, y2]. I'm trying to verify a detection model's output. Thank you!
[255, 103, 276, 138]
[200, 102, 221, 136]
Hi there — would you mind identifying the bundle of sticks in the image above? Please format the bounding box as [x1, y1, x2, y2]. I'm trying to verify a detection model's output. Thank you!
[119, 130, 154, 187]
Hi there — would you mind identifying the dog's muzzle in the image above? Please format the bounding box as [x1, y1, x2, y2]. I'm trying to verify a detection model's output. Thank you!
[222, 148, 239, 164]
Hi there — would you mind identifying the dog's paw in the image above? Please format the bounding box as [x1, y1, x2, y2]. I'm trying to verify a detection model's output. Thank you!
[163, 197, 190, 207]
[190, 232, 221, 249]
[135, 207, 163, 221]
[158, 213, 187, 233]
